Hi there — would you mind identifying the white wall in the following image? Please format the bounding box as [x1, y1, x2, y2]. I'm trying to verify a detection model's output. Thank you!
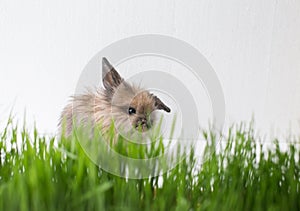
[1, 0, 299, 138]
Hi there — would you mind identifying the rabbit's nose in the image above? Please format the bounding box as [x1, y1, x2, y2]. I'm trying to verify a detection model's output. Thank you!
[137, 118, 148, 127]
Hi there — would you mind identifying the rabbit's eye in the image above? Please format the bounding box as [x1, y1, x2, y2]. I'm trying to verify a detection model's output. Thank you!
[128, 107, 136, 115]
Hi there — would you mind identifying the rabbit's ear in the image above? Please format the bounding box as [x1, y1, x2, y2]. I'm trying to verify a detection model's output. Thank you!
[153, 95, 171, 113]
[102, 57, 123, 90]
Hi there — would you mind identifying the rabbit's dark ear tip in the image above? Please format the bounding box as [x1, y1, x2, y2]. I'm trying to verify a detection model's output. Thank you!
[102, 57, 113, 71]
[163, 106, 171, 113]
[102, 57, 108, 65]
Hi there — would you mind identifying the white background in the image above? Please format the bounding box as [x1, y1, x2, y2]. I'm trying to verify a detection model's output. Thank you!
[1, 0, 299, 139]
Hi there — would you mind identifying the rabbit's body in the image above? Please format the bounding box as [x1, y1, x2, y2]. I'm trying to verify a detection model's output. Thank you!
[59, 58, 170, 140]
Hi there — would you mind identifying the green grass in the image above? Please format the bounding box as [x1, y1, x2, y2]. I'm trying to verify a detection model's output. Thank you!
[0, 118, 299, 211]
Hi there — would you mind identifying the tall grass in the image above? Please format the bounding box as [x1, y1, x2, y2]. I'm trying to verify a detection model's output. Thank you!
[0, 118, 299, 211]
